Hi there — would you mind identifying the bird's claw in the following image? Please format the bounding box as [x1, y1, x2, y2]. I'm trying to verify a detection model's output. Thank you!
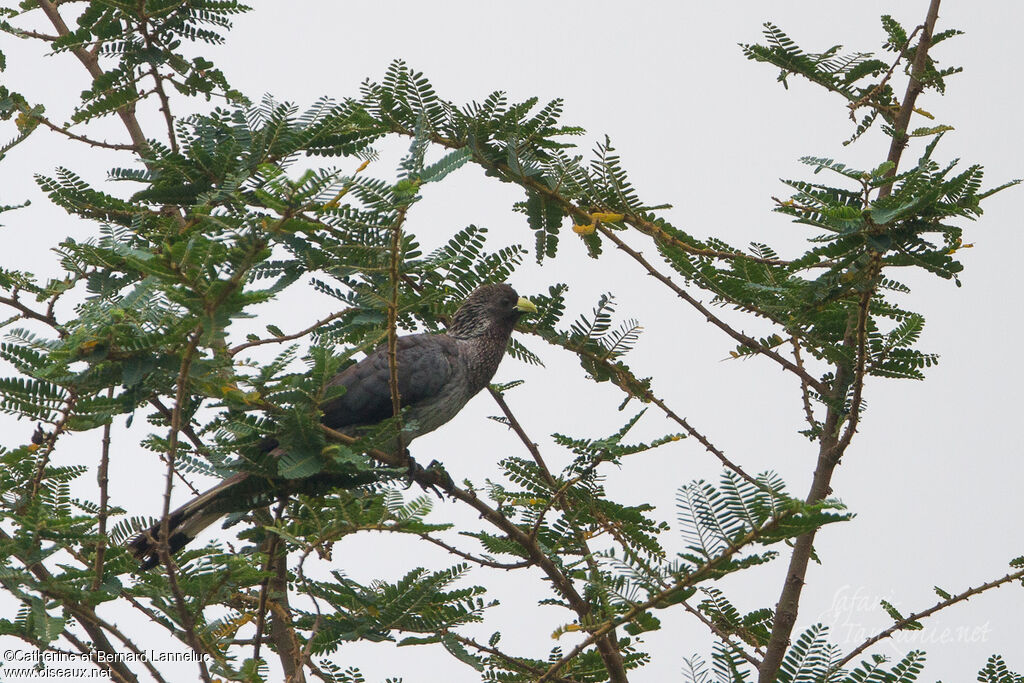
[405, 455, 453, 499]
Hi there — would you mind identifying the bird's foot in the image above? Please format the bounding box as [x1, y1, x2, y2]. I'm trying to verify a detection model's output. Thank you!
[405, 455, 453, 499]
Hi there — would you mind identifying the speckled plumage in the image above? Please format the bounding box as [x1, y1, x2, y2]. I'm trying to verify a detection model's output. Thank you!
[130, 283, 534, 569]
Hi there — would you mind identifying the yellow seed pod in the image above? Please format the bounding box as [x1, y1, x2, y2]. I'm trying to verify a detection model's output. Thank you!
[573, 222, 596, 235]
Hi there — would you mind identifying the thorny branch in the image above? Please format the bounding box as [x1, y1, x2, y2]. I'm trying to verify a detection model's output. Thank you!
[318, 423, 630, 683]
[388, 124, 835, 392]
[537, 512, 794, 683]
[830, 566, 1024, 670]
[0, 528, 141, 683]
[448, 633, 584, 683]
[25, 111, 138, 150]
[228, 308, 353, 356]
[34, 0, 150, 152]
[791, 337, 819, 432]
[535, 331, 766, 489]
[759, 3, 943, 678]
[847, 25, 923, 122]
[91, 388, 114, 591]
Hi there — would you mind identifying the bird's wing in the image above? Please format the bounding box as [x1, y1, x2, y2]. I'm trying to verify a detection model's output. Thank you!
[320, 333, 460, 430]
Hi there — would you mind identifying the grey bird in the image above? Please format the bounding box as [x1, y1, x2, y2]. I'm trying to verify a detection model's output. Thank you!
[129, 283, 537, 569]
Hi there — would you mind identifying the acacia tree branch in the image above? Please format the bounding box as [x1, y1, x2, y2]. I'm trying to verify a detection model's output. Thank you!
[447, 632, 583, 683]
[62, 628, 172, 683]
[267, 550, 307, 683]
[33, 0, 149, 152]
[536, 331, 767, 490]
[152, 327, 213, 683]
[260, 503, 308, 683]
[26, 111, 137, 150]
[759, 5, 942, 677]
[228, 308, 352, 356]
[386, 204, 411, 453]
[791, 338, 819, 432]
[680, 598, 762, 666]
[24, 388, 78, 509]
[847, 25, 923, 123]
[757, 313, 856, 679]
[147, 397, 207, 496]
[488, 387, 630, 677]
[0, 529, 140, 683]
[488, 386, 556, 485]
[879, 0, 942, 198]
[596, 226, 828, 395]
[90, 389, 114, 591]
[509, 365, 763, 679]
[418, 534, 532, 569]
[138, 16, 179, 153]
[0, 292, 62, 331]
[831, 566, 1024, 670]
[252, 509, 281, 665]
[317, 423, 630, 683]
[396, 125, 791, 266]
[537, 511, 794, 683]
[387, 124, 837, 393]
[829, 258, 879, 459]
[148, 236, 271, 672]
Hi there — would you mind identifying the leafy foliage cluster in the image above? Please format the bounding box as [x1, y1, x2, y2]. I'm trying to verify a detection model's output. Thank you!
[0, 2, 1020, 682]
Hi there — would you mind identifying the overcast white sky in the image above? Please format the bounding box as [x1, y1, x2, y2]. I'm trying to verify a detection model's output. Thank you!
[2, 1, 1023, 681]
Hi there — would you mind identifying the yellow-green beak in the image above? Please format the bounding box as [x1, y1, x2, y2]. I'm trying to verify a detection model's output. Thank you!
[515, 297, 538, 314]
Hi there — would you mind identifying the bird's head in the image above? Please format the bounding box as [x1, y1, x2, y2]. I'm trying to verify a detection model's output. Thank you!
[448, 283, 537, 339]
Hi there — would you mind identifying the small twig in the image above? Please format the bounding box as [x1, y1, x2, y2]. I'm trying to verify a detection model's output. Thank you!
[0, 292, 63, 331]
[27, 111, 137, 151]
[69, 610, 174, 683]
[25, 388, 78, 510]
[488, 387, 557, 486]
[419, 534, 532, 570]
[599, 227, 829, 395]
[139, 18, 179, 153]
[146, 397, 206, 496]
[847, 25, 923, 122]
[9, 26, 60, 40]
[489, 385, 587, 537]
[228, 308, 352, 356]
[531, 330, 767, 489]
[448, 632, 583, 683]
[296, 541, 327, 674]
[680, 599, 762, 666]
[791, 337, 819, 431]
[829, 255, 880, 461]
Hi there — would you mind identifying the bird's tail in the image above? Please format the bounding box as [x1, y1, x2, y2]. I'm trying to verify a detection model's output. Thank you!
[128, 472, 248, 571]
